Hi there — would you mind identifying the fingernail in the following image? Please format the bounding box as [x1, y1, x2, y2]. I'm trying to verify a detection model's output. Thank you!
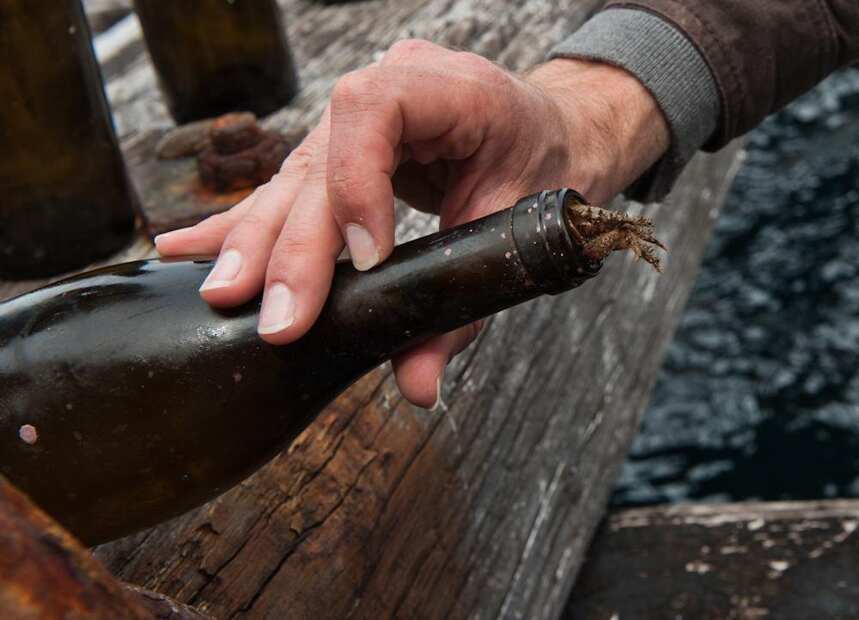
[345, 224, 380, 271]
[199, 249, 242, 291]
[153, 231, 178, 254]
[258, 282, 296, 335]
[430, 371, 445, 412]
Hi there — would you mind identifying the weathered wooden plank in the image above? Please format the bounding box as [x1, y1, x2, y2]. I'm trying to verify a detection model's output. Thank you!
[0, 475, 210, 620]
[566, 500, 859, 620]
[74, 2, 749, 619]
[126, 584, 214, 620]
[91, 148, 742, 620]
[0, 0, 744, 618]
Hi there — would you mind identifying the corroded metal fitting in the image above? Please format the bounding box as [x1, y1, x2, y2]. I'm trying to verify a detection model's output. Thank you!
[197, 113, 291, 192]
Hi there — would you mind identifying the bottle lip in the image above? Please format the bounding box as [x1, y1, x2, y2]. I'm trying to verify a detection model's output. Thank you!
[511, 189, 603, 295]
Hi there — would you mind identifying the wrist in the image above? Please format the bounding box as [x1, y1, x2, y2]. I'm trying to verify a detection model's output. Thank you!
[526, 58, 669, 202]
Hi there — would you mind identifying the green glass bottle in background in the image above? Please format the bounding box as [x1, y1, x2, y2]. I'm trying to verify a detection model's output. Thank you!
[0, 0, 138, 279]
[133, 0, 300, 123]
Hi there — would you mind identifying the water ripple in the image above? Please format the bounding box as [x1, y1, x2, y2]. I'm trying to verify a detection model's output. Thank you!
[612, 68, 859, 507]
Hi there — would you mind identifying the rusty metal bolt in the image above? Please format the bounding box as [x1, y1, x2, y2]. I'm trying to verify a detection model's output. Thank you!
[197, 113, 291, 193]
[209, 112, 263, 154]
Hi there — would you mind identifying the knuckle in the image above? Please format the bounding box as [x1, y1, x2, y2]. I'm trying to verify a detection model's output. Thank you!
[302, 160, 328, 185]
[327, 169, 367, 213]
[270, 231, 313, 268]
[331, 68, 384, 111]
[326, 149, 360, 181]
[232, 210, 269, 236]
[280, 141, 316, 176]
[456, 51, 493, 71]
[255, 178, 281, 202]
[197, 209, 231, 229]
[456, 52, 510, 86]
[385, 38, 435, 62]
[252, 178, 280, 197]
[332, 70, 372, 103]
[246, 185, 265, 202]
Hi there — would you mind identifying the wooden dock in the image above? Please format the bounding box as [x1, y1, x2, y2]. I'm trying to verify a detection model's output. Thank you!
[2, 1, 743, 618]
[566, 500, 859, 620]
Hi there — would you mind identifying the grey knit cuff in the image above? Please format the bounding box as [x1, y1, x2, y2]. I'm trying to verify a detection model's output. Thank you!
[549, 8, 720, 202]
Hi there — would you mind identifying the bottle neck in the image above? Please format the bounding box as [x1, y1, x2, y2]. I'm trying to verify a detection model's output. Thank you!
[511, 188, 603, 295]
[303, 189, 603, 371]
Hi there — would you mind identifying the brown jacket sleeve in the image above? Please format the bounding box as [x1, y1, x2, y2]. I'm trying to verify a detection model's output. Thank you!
[607, 0, 859, 150]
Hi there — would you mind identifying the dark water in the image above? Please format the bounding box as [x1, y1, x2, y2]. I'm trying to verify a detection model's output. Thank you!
[612, 68, 859, 507]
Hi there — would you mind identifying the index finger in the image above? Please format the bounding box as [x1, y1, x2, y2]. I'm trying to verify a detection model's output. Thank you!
[325, 64, 505, 270]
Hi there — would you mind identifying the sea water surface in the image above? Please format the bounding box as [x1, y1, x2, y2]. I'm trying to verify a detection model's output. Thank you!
[612, 68, 859, 507]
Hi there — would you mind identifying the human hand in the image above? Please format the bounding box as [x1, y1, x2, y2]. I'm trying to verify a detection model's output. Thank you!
[155, 40, 669, 409]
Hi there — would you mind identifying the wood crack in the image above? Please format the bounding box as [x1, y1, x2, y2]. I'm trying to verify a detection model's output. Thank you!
[497, 460, 568, 619]
[230, 452, 380, 619]
[343, 404, 453, 619]
[187, 372, 393, 607]
[85, 2, 744, 617]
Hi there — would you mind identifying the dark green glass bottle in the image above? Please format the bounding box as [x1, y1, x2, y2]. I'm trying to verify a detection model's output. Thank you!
[0, 0, 138, 279]
[133, 0, 300, 123]
[0, 190, 602, 545]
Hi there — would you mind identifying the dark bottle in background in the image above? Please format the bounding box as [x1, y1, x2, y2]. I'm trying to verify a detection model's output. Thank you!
[0, 190, 601, 545]
[0, 0, 138, 279]
[133, 0, 300, 123]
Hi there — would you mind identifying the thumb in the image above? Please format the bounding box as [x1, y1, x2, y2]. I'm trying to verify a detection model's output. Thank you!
[391, 321, 484, 409]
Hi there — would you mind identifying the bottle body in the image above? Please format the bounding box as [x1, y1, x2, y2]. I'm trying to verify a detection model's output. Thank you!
[0, 0, 138, 279]
[0, 190, 598, 545]
[134, 0, 300, 123]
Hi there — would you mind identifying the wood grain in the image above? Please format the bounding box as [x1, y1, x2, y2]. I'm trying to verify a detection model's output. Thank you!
[566, 500, 859, 620]
[93, 148, 742, 619]
[0, 475, 210, 620]
[2, 1, 745, 618]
